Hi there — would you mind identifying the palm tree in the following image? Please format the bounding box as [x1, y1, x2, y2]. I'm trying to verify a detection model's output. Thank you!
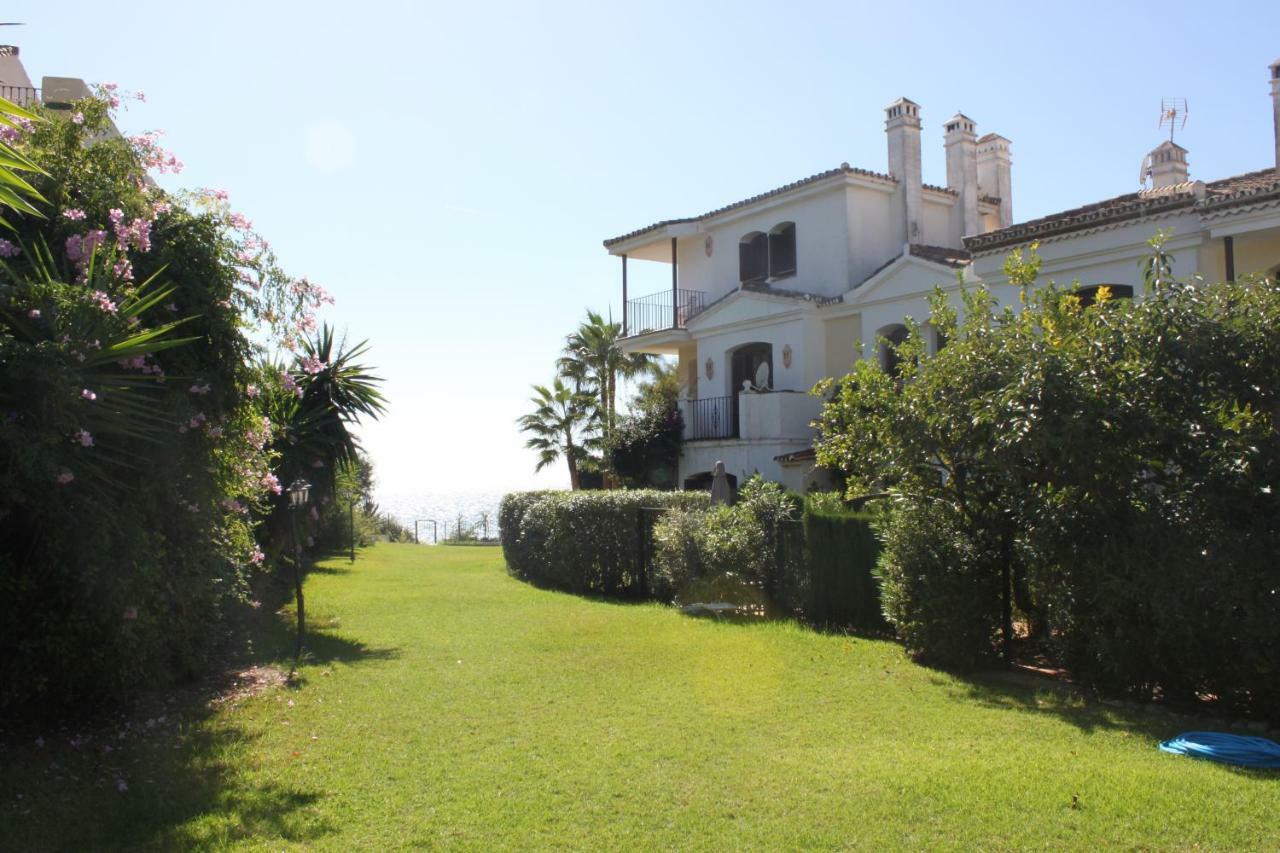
[518, 377, 596, 489]
[557, 310, 657, 441]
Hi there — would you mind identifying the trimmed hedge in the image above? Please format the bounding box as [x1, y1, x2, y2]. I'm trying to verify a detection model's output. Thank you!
[804, 509, 885, 631]
[500, 490, 708, 598]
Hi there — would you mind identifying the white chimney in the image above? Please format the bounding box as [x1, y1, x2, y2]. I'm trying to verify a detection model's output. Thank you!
[0, 45, 36, 94]
[944, 113, 980, 237]
[885, 97, 923, 242]
[1147, 140, 1190, 188]
[977, 133, 1013, 228]
[1271, 57, 1280, 170]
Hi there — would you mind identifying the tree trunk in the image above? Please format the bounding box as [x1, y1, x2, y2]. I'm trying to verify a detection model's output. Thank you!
[565, 433, 580, 490]
[1000, 533, 1014, 663]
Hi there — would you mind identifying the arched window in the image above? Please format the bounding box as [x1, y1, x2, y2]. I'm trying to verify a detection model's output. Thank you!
[730, 342, 773, 392]
[739, 232, 768, 285]
[878, 324, 910, 375]
[768, 222, 797, 279]
[1076, 283, 1134, 308]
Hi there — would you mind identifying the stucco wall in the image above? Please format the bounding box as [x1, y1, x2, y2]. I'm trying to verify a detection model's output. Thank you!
[674, 185, 851, 303]
[680, 438, 813, 489]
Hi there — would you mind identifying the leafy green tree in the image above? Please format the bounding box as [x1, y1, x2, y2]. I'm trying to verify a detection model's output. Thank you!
[518, 377, 596, 489]
[815, 237, 1280, 720]
[604, 362, 684, 488]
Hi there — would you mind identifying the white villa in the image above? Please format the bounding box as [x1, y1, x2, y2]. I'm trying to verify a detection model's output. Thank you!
[606, 58, 1280, 494]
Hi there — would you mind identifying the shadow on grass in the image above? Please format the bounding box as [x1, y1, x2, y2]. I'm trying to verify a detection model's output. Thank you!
[1, 584, 394, 848]
[1, 684, 339, 849]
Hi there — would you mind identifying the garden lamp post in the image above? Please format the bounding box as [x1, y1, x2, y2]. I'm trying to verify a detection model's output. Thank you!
[348, 494, 357, 563]
[287, 478, 312, 662]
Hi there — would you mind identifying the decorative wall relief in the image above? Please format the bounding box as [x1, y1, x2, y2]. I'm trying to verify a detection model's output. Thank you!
[782, 344, 793, 369]
[704, 357, 714, 380]
[704, 235, 714, 257]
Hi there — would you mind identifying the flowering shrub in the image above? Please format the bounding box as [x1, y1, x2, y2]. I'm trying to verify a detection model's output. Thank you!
[0, 87, 339, 713]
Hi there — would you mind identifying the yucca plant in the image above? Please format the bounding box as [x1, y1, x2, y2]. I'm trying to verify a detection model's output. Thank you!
[0, 238, 197, 504]
[0, 95, 47, 225]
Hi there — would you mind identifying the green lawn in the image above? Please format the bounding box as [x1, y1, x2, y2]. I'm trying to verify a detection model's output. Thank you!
[3, 544, 1277, 850]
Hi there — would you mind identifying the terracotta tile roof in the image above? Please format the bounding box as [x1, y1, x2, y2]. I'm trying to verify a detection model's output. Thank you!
[965, 167, 1280, 254]
[774, 447, 816, 464]
[909, 243, 971, 268]
[604, 163, 895, 248]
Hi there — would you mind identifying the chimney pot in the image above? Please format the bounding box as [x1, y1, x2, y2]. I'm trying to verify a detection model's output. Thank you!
[944, 113, 980, 237]
[1270, 57, 1280, 170]
[885, 98, 923, 242]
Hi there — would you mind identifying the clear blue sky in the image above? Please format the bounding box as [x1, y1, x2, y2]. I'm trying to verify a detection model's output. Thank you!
[11, 0, 1279, 495]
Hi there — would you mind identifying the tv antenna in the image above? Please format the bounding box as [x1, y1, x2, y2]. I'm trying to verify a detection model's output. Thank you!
[1159, 97, 1189, 144]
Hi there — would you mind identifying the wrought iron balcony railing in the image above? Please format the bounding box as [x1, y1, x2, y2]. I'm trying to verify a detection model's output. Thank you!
[624, 288, 708, 337]
[686, 395, 738, 441]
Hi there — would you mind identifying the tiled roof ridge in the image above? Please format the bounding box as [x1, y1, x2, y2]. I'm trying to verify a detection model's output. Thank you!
[603, 163, 895, 248]
[965, 166, 1280, 254]
[909, 243, 972, 267]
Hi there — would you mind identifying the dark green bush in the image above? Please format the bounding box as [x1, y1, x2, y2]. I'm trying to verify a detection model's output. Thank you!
[651, 505, 767, 603]
[499, 490, 707, 598]
[875, 501, 1001, 668]
[804, 509, 885, 631]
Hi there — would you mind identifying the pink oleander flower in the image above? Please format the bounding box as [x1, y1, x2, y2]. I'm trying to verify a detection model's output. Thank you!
[113, 258, 134, 282]
[56, 471, 75, 485]
[245, 383, 260, 399]
[28, 308, 40, 319]
[71, 111, 85, 125]
[189, 383, 211, 395]
[62, 208, 87, 221]
[221, 498, 243, 512]
[299, 355, 326, 375]
[261, 472, 282, 495]
[206, 426, 223, 439]
[81, 388, 97, 401]
[249, 547, 265, 565]
[152, 201, 171, 216]
[280, 370, 303, 397]
[90, 290, 118, 314]
[188, 412, 207, 429]
[135, 90, 146, 102]
[122, 606, 138, 620]
[73, 429, 94, 447]
[0, 238, 20, 258]
[228, 212, 252, 230]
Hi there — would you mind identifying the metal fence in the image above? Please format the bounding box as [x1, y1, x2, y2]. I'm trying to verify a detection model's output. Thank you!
[624, 288, 708, 337]
[687, 395, 738, 440]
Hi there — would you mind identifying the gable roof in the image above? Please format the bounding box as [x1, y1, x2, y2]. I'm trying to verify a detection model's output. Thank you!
[964, 167, 1280, 254]
[603, 163, 896, 249]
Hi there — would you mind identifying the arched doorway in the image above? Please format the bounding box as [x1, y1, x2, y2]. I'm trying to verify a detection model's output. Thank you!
[730, 342, 773, 394]
[684, 470, 738, 493]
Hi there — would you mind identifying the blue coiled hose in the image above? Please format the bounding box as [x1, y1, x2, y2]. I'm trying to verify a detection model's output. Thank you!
[1158, 732, 1280, 768]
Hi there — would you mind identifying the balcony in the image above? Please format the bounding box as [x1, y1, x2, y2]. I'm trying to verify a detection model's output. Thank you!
[623, 288, 708, 338]
[680, 390, 821, 443]
[685, 395, 737, 440]
[0, 84, 39, 107]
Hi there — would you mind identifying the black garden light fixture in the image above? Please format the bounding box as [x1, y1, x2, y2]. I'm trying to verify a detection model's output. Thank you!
[286, 478, 312, 662]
